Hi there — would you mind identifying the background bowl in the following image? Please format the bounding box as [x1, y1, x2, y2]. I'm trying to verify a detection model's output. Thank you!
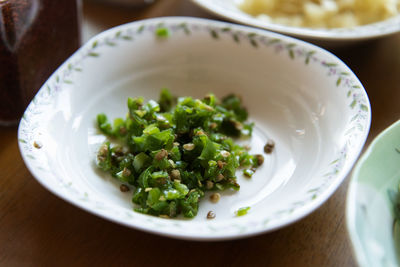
[18, 17, 370, 240]
[191, 0, 400, 46]
[347, 120, 400, 267]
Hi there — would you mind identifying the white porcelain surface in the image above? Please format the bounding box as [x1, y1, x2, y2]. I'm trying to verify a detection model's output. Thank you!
[192, 0, 400, 44]
[18, 17, 370, 240]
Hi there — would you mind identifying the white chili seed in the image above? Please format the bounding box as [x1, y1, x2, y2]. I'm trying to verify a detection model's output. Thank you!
[183, 143, 195, 151]
[33, 141, 42, 149]
[207, 211, 216, 219]
[206, 180, 214, 190]
[210, 193, 221, 203]
[220, 150, 230, 157]
[120, 184, 130, 192]
[216, 173, 224, 182]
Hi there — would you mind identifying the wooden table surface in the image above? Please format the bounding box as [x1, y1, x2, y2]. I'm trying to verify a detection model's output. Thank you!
[1, 1, 400, 266]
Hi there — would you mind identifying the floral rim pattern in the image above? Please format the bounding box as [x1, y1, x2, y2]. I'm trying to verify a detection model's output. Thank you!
[18, 17, 370, 239]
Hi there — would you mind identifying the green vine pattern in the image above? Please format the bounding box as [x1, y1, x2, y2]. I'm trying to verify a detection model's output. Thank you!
[18, 20, 370, 236]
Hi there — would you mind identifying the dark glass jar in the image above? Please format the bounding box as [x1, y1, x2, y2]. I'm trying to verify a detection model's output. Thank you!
[0, 0, 81, 125]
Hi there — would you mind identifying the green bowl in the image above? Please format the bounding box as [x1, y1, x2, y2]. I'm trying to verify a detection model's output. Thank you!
[347, 120, 400, 267]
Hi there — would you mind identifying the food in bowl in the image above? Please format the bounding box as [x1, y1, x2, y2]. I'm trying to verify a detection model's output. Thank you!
[96, 89, 264, 218]
[239, 0, 400, 28]
[388, 181, 400, 222]
[388, 153, 400, 251]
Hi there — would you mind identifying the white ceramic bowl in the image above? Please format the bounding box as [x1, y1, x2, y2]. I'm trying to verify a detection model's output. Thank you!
[18, 17, 370, 240]
[192, 0, 400, 45]
[347, 120, 400, 267]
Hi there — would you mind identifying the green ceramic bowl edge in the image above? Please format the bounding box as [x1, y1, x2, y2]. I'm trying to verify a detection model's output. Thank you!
[347, 120, 400, 267]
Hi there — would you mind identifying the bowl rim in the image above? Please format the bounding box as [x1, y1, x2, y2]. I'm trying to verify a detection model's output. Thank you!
[346, 120, 400, 266]
[18, 16, 371, 240]
[191, 0, 400, 41]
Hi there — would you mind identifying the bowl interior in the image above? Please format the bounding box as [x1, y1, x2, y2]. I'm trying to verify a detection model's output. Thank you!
[19, 17, 370, 239]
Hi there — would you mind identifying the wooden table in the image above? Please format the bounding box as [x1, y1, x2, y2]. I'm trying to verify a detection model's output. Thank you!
[1, 1, 399, 266]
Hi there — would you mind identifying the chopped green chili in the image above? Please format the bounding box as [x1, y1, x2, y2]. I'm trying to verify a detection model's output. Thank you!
[243, 168, 255, 178]
[236, 206, 251, 216]
[156, 27, 170, 38]
[96, 89, 260, 218]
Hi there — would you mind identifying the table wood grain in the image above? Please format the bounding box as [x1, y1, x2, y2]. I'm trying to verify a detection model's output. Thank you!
[1, 0, 400, 266]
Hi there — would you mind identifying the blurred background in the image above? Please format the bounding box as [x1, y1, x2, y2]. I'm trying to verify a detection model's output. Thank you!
[1, 0, 400, 266]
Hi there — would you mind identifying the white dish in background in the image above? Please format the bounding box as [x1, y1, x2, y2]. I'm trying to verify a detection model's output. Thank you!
[18, 17, 370, 240]
[191, 0, 400, 45]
